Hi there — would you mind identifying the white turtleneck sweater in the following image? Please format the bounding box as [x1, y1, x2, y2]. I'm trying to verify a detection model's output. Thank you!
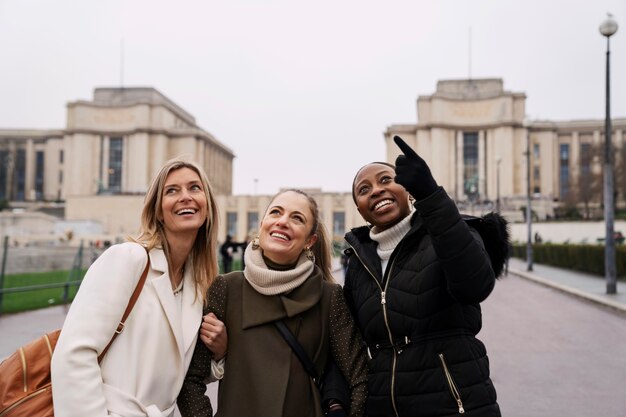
[369, 211, 414, 274]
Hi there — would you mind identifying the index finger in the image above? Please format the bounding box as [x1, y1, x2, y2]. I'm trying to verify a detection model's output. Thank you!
[393, 135, 418, 159]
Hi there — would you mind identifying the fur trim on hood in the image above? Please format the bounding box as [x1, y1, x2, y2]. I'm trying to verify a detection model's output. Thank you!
[463, 212, 510, 279]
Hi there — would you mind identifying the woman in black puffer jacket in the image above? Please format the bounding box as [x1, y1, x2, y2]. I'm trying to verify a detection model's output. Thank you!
[343, 136, 506, 417]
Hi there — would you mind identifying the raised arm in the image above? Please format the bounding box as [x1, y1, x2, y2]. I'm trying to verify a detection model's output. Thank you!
[393, 135, 495, 303]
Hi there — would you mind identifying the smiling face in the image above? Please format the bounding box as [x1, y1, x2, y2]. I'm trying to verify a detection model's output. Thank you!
[258, 190, 318, 265]
[353, 163, 412, 231]
[160, 167, 208, 241]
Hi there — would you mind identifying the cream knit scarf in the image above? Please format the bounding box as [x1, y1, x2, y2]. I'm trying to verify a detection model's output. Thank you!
[370, 211, 414, 262]
[243, 242, 315, 295]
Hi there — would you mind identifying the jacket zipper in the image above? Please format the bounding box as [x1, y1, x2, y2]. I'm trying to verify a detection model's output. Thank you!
[438, 353, 465, 414]
[0, 385, 51, 417]
[348, 243, 401, 417]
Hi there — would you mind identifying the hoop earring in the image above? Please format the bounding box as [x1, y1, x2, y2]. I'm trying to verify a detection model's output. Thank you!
[252, 236, 260, 250]
[304, 247, 315, 262]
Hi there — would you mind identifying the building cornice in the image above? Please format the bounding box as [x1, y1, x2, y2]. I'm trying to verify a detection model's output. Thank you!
[528, 118, 626, 133]
[418, 92, 526, 103]
[64, 127, 235, 156]
[386, 120, 524, 133]
[386, 118, 626, 135]
[72, 87, 197, 126]
[0, 129, 65, 138]
[67, 100, 197, 128]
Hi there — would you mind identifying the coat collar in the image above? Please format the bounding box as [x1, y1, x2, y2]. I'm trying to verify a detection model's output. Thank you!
[149, 248, 203, 356]
[241, 266, 323, 329]
[345, 212, 425, 280]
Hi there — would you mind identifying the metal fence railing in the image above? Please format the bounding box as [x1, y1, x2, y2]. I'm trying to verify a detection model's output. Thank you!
[0, 237, 88, 315]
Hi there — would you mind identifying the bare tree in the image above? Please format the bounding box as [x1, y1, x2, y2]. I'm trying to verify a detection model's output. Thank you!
[614, 144, 626, 210]
[577, 143, 602, 219]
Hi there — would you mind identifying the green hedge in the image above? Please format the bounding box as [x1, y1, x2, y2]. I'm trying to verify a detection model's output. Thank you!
[512, 243, 626, 280]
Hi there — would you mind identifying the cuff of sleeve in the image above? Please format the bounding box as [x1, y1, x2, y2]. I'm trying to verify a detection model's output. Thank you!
[211, 357, 226, 380]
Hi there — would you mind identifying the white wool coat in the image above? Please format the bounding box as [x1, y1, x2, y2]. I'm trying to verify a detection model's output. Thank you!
[51, 242, 203, 417]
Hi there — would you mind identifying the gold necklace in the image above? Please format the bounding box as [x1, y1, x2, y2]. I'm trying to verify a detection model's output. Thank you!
[172, 265, 185, 295]
[173, 279, 184, 296]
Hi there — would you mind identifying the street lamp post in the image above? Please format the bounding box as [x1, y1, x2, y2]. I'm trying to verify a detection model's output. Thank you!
[600, 14, 618, 294]
[496, 155, 502, 213]
[524, 119, 533, 271]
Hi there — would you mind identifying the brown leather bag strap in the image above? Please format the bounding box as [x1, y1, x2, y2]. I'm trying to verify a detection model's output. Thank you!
[97, 250, 151, 363]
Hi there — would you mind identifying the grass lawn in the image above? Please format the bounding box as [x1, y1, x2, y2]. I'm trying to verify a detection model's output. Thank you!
[0, 270, 85, 314]
[1, 257, 245, 314]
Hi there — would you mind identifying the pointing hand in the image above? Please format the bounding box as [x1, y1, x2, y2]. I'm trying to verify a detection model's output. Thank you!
[393, 135, 439, 200]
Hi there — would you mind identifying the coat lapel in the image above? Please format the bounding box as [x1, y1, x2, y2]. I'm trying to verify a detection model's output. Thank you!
[149, 249, 185, 356]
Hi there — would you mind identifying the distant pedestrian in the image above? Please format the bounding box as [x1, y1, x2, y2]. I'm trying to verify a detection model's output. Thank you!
[340, 250, 349, 276]
[220, 234, 236, 273]
[239, 232, 255, 269]
[505, 241, 513, 275]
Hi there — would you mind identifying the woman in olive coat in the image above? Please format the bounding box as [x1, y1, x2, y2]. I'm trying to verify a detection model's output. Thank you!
[178, 189, 368, 417]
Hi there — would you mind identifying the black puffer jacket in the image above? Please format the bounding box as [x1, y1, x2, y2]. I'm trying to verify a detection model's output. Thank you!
[343, 188, 505, 417]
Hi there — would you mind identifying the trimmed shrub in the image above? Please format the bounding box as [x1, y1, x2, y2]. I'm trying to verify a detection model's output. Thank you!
[512, 243, 626, 280]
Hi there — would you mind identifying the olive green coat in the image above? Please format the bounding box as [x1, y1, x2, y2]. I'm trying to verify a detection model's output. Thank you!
[178, 267, 368, 417]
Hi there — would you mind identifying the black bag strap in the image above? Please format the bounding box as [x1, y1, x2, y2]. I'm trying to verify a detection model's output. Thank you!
[274, 320, 319, 384]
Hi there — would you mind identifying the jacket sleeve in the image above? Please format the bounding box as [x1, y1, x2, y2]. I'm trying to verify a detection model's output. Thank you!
[177, 337, 215, 417]
[177, 276, 227, 417]
[321, 359, 351, 412]
[342, 256, 358, 319]
[328, 284, 368, 417]
[50, 242, 148, 417]
[414, 187, 496, 303]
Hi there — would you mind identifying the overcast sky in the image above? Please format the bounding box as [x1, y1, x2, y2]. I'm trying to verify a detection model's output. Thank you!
[1, 0, 625, 195]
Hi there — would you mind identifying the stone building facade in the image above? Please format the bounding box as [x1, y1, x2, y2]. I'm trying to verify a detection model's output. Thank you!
[385, 79, 626, 220]
[0, 129, 64, 202]
[0, 87, 235, 241]
[0, 87, 234, 203]
[1, 80, 624, 246]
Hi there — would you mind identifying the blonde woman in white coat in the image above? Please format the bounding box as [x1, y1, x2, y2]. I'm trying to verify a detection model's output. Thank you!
[52, 159, 226, 417]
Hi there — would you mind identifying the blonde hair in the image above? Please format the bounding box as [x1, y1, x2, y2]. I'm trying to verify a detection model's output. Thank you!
[130, 158, 220, 305]
[266, 189, 335, 283]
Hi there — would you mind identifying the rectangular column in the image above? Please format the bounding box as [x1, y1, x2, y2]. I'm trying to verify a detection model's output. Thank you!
[25, 139, 35, 201]
[456, 131, 464, 199]
[478, 130, 486, 198]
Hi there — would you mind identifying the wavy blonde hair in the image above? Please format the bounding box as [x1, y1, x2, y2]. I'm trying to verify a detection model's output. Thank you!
[131, 159, 219, 305]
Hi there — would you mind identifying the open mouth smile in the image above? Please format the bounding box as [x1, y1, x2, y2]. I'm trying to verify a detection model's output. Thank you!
[372, 199, 394, 212]
[176, 208, 198, 215]
[270, 232, 290, 241]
